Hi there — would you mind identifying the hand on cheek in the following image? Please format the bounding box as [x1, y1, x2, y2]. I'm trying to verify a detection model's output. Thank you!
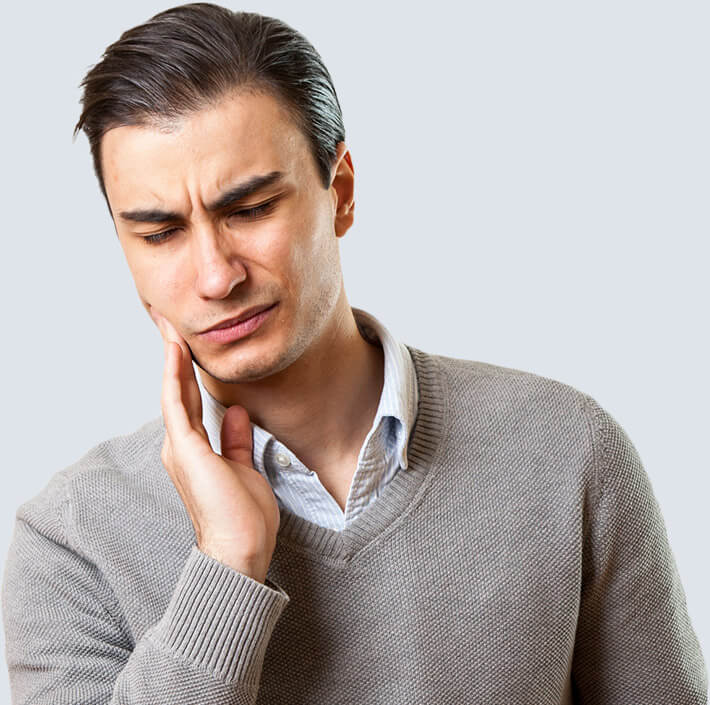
[150, 309, 190, 360]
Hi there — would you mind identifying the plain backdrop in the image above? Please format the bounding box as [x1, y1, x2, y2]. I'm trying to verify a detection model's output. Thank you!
[1, 0, 707, 698]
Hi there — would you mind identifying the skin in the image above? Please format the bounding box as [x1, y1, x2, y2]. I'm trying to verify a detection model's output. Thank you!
[101, 89, 385, 536]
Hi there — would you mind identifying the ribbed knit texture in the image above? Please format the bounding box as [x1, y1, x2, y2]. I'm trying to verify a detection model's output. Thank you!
[2, 346, 707, 704]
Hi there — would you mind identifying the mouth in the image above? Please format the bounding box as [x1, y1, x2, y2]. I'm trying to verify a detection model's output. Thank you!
[200, 303, 278, 334]
[198, 302, 279, 343]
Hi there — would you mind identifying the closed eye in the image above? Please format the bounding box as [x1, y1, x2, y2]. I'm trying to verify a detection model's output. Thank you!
[142, 198, 280, 245]
[228, 199, 278, 222]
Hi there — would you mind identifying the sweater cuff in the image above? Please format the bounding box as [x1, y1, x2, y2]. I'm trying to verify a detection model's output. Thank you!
[153, 545, 290, 685]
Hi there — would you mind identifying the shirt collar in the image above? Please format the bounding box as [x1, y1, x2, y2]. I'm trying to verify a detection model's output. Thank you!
[195, 307, 418, 471]
[350, 306, 418, 470]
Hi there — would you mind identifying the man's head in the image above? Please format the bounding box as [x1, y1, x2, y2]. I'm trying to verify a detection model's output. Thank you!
[75, 4, 356, 390]
[75, 2, 345, 206]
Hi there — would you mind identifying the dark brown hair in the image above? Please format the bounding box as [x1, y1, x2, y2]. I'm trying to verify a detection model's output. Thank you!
[74, 3, 345, 207]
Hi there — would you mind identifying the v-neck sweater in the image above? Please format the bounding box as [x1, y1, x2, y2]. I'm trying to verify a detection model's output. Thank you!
[2, 346, 707, 704]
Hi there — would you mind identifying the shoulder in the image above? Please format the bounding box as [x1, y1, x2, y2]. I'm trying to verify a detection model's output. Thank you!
[408, 344, 591, 416]
[406, 345, 634, 491]
[14, 414, 167, 540]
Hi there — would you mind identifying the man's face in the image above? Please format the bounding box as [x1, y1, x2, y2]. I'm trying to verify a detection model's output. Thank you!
[102, 90, 354, 385]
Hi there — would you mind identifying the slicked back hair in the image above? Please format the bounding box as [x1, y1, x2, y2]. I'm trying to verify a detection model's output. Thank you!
[74, 3, 345, 209]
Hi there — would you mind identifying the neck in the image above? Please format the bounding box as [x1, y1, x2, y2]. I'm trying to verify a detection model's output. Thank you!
[198, 301, 385, 471]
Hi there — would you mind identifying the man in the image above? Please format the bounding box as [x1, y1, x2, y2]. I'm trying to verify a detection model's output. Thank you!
[1, 3, 707, 703]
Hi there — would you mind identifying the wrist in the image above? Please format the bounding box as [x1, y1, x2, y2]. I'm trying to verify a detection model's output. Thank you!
[198, 542, 268, 583]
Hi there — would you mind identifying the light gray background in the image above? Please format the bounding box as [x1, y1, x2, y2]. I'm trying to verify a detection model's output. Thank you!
[1, 0, 707, 698]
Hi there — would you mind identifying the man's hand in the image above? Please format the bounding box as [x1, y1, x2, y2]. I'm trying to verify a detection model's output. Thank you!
[151, 310, 280, 584]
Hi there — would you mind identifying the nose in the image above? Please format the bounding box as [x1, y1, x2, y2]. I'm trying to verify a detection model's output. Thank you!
[192, 222, 247, 299]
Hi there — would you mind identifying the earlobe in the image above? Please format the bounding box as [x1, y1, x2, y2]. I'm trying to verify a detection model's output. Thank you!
[334, 204, 355, 238]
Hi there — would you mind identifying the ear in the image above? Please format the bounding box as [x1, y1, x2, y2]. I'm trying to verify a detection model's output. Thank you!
[329, 141, 355, 238]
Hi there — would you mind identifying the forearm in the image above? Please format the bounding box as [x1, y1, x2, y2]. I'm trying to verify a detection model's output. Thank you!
[3, 516, 289, 705]
[110, 547, 288, 704]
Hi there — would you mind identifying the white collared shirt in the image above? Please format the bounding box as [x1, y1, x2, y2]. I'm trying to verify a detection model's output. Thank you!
[195, 307, 418, 531]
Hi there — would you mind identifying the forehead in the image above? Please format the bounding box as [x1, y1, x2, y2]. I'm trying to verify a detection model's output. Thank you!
[101, 90, 309, 211]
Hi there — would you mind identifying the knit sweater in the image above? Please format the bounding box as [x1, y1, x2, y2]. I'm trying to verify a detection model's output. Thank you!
[2, 346, 707, 704]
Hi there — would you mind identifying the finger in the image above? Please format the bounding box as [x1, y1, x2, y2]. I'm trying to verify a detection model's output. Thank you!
[220, 405, 255, 469]
[162, 342, 211, 462]
[161, 435, 186, 501]
[161, 340, 195, 443]
[160, 435, 202, 540]
[153, 311, 204, 431]
[152, 310, 188, 357]
[163, 329, 203, 430]
[175, 340, 204, 431]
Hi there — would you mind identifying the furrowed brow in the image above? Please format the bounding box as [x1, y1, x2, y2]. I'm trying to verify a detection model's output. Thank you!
[117, 208, 182, 224]
[117, 170, 285, 224]
[206, 170, 285, 212]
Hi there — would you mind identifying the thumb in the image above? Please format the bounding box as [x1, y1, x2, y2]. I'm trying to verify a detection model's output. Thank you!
[220, 405, 255, 469]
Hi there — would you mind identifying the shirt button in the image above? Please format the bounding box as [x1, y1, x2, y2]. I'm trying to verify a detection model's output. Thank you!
[276, 452, 292, 468]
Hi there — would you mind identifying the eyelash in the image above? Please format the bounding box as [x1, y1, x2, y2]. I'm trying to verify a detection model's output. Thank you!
[142, 199, 278, 245]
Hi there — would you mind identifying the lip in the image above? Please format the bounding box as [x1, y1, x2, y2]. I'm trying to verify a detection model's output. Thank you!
[201, 303, 277, 333]
[199, 302, 278, 343]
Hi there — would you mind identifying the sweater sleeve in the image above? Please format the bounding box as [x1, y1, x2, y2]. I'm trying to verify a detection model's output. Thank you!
[571, 395, 708, 703]
[1, 483, 290, 705]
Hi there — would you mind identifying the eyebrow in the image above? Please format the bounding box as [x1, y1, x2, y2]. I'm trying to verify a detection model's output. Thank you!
[117, 170, 286, 224]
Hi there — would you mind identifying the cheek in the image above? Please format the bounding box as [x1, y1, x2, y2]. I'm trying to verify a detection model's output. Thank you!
[295, 208, 340, 285]
[265, 215, 314, 286]
[129, 253, 185, 311]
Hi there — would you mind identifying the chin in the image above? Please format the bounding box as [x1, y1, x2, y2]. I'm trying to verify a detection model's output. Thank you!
[196, 343, 286, 384]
